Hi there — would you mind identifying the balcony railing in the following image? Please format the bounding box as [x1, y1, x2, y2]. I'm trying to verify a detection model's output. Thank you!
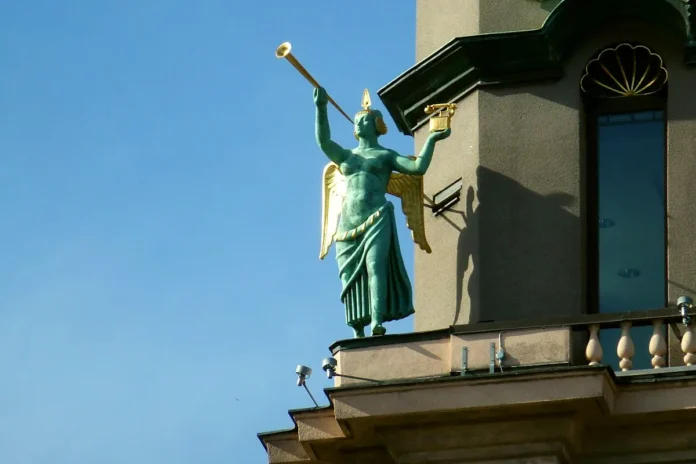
[449, 300, 696, 372]
[326, 299, 696, 388]
[579, 300, 696, 371]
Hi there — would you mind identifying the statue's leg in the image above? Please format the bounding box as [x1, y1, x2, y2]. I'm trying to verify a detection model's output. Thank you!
[366, 237, 390, 336]
[337, 241, 368, 338]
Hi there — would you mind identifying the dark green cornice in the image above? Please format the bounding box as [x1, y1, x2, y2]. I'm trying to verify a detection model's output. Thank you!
[378, 0, 695, 136]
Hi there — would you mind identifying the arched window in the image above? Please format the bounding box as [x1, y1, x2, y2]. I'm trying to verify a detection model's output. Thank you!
[582, 43, 668, 370]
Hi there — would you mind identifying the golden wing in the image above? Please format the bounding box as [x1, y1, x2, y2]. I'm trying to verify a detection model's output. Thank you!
[320, 162, 346, 259]
[387, 163, 432, 253]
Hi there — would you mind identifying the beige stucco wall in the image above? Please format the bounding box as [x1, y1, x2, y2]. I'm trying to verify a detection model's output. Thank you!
[663, 34, 696, 366]
[666, 54, 696, 307]
[476, 82, 582, 323]
[333, 338, 449, 386]
[414, 94, 479, 330]
[478, 0, 552, 35]
[416, 0, 553, 62]
[416, 0, 478, 62]
[331, 327, 571, 387]
[413, 20, 696, 331]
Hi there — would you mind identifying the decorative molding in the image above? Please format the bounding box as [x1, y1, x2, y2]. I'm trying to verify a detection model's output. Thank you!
[580, 43, 668, 98]
[378, 0, 695, 135]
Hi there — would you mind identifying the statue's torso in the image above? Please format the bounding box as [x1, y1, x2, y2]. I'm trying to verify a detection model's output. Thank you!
[339, 148, 393, 230]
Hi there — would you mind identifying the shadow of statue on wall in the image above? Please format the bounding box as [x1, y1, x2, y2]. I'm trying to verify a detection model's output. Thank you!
[451, 166, 580, 326]
[451, 184, 479, 326]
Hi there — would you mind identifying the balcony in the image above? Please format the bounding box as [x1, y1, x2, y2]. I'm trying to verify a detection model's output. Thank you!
[328, 303, 696, 386]
[258, 302, 696, 463]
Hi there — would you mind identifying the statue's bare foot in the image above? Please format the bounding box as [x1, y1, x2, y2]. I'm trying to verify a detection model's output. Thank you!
[371, 322, 386, 336]
[353, 327, 365, 338]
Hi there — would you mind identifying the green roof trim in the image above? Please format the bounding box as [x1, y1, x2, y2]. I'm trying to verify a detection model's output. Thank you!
[377, 0, 696, 135]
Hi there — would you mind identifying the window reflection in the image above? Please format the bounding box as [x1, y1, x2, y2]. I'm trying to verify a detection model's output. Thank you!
[597, 110, 666, 371]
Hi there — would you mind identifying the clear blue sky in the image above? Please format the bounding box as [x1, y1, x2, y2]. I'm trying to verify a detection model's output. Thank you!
[0, 1, 417, 462]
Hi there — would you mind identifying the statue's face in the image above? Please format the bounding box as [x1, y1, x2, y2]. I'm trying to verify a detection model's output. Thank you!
[354, 112, 377, 138]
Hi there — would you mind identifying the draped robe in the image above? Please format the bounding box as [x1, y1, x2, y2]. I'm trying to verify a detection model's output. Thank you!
[334, 201, 415, 329]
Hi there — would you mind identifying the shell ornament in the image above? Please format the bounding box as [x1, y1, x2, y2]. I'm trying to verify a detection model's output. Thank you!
[580, 43, 668, 98]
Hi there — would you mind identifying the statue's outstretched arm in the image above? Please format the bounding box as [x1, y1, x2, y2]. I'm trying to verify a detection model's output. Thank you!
[315, 88, 351, 165]
[392, 129, 451, 175]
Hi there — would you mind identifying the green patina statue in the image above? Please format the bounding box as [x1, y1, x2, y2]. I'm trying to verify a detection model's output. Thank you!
[314, 86, 451, 338]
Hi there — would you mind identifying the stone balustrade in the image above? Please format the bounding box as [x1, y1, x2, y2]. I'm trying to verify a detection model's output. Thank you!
[328, 305, 696, 387]
[584, 306, 696, 370]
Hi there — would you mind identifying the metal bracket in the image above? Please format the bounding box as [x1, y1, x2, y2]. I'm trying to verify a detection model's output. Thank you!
[461, 346, 468, 375]
[431, 178, 462, 216]
[489, 342, 496, 374]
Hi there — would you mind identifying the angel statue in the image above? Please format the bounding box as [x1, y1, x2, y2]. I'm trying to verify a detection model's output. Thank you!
[315, 86, 451, 338]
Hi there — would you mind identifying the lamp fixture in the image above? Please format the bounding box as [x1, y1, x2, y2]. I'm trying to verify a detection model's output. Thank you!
[295, 364, 319, 407]
[321, 357, 380, 383]
[678, 296, 693, 325]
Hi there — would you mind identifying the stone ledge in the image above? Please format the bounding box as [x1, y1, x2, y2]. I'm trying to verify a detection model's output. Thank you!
[331, 326, 571, 387]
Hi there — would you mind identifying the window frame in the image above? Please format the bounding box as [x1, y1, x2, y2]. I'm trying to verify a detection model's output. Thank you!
[582, 89, 668, 315]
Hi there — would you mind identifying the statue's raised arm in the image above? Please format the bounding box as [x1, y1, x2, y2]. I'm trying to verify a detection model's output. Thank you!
[314, 87, 351, 165]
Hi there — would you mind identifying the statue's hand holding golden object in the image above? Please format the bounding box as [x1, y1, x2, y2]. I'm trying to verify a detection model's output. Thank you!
[425, 103, 458, 133]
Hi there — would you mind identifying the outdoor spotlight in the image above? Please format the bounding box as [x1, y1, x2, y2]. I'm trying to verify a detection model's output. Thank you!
[322, 357, 338, 379]
[296, 364, 312, 387]
[678, 296, 693, 325]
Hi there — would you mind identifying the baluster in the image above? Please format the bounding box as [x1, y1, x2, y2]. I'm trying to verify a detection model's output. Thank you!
[681, 325, 696, 366]
[649, 319, 667, 368]
[617, 321, 634, 371]
[586, 324, 603, 366]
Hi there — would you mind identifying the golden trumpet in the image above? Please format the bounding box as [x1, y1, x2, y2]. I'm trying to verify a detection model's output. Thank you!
[275, 42, 353, 124]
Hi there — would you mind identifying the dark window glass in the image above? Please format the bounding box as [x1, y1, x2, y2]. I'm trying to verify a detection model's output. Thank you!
[597, 110, 666, 371]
